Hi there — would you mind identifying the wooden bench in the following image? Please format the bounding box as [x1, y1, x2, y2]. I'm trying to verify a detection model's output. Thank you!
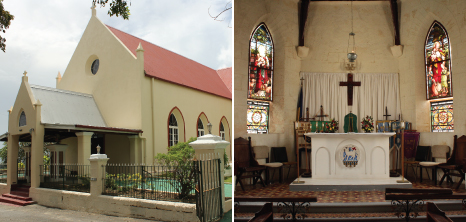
[426, 202, 453, 222]
[385, 188, 466, 222]
[235, 196, 317, 222]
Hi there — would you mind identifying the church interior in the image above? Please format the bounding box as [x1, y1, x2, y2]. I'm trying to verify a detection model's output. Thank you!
[234, 0, 466, 220]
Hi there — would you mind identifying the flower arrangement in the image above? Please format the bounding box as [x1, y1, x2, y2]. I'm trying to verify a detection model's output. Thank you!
[325, 118, 339, 133]
[361, 115, 374, 133]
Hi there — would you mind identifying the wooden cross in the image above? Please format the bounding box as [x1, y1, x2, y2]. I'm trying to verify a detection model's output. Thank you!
[339, 73, 361, 106]
[314, 105, 328, 121]
[383, 106, 391, 120]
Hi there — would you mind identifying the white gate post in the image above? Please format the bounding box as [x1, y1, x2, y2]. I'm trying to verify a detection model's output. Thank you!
[189, 123, 230, 216]
[88, 147, 109, 196]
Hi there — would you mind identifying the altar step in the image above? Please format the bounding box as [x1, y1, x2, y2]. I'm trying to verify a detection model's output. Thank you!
[234, 201, 466, 221]
[289, 176, 412, 191]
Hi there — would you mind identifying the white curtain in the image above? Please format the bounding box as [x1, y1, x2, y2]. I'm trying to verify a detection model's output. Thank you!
[301, 72, 401, 133]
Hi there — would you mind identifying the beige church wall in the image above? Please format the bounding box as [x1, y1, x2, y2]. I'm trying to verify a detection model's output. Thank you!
[398, 0, 466, 143]
[105, 134, 130, 164]
[60, 137, 78, 164]
[8, 77, 37, 137]
[235, 0, 304, 165]
[142, 78, 232, 164]
[58, 13, 142, 130]
[301, 1, 399, 74]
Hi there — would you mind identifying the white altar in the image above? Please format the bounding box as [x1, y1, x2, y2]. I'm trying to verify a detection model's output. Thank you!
[305, 132, 395, 179]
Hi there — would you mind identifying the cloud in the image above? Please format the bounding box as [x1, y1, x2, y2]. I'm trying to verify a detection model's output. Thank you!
[0, 0, 232, 133]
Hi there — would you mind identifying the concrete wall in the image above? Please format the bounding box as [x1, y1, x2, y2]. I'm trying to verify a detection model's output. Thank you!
[142, 77, 232, 164]
[398, 0, 466, 142]
[235, 0, 301, 165]
[105, 134, 130, 164]
[29, 188, 198, 222]
[0, 183, 8, 195]
[58, 13, 142, 130]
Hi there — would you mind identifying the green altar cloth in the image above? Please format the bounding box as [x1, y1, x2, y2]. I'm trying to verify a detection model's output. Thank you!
[310, 121, 331, 132]
[344, 113, 358, 133]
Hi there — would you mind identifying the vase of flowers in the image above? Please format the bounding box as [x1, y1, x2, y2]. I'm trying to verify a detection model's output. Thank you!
[361, 115, 374, 133]
[325, 118, 339, 133]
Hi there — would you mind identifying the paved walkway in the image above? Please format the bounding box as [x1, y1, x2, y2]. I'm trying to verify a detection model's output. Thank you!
[0, 203, 157, 222]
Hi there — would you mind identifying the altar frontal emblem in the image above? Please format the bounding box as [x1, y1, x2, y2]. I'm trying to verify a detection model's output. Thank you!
[342, 145, 359, 167]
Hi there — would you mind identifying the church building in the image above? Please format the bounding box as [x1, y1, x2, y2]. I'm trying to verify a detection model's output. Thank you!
[3, 6, 231, 189]
[235, 0, 463, 179]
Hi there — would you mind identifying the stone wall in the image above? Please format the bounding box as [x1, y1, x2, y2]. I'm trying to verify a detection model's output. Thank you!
[29, 188, 199, 222]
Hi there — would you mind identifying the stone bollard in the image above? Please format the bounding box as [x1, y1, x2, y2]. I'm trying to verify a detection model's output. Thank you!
[88, 153, 109, 196]
[189, 125, 230, 216]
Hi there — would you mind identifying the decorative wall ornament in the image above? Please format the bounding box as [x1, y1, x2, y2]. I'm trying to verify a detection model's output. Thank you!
[341, 145, 359, 167]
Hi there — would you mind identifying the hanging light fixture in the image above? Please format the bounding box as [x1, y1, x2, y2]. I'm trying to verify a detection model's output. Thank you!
[346, 0, 357, 71]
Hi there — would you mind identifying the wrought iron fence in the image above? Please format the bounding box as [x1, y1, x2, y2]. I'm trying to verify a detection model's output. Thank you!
[102, 163, 198, 203]
[0, 164, 6, 183]
[195, 157, 223, 222]
[39, 164, 90, 193]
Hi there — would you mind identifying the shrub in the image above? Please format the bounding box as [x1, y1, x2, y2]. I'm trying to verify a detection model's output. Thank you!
[155, 137, 197, 200]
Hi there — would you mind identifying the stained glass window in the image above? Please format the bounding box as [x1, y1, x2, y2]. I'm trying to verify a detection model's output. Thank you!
[425, 21, 452, 100]
[248, 23, 273, 101]
[247, 101, 269, 134]
[431, 100, 453, 132]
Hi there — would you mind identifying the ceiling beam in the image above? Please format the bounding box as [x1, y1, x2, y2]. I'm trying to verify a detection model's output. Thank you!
[299, 0, 310, 46]
[390, 0, 400, 45]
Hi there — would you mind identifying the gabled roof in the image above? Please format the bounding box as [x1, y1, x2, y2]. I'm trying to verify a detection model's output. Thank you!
[106, 25, 232, 100]
[216, 67, 232, 93]
[30, 85, 107, 127]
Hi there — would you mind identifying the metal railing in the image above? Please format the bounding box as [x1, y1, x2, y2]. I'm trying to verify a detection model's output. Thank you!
[40, 164, 90, 193]
[0, 164, 6, 183]
[103, 163, 198, 203]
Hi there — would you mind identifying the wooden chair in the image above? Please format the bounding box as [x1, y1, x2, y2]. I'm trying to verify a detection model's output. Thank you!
[438, 135, 466, 189]
[426, 202, 453, 222]
[248, 202, 273, 222]
[234, 137, 266, 191]
[253, 146, 283, 184]
[419, 145, 450, 184]
[271, 147, 297, 180]
[404, 145, 430, 182]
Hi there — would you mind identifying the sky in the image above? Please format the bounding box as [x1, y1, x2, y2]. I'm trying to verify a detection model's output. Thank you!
[0, 0, 232, 134]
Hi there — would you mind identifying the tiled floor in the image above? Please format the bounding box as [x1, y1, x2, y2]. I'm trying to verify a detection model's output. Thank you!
[235, 177, 466, 219]
[235, 177, 466, 203]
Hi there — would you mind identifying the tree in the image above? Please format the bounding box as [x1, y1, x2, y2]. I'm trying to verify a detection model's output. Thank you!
[0, 0, 14, 52]
[155, 137, 197, 200]
[208, 1, 232, 28]
[0, 142, 51, 164]
[0, 0, 131, 52]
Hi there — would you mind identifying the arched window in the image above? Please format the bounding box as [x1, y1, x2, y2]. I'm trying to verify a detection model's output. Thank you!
[425, 21, 452, 100]
[197, 118, 205, 137]
[248, 23, 273, 101]
[425, 21, 453, 132]
[220, 122, 225, 140]
[169, 114, 178, 146]
[19, 111, 26, 127]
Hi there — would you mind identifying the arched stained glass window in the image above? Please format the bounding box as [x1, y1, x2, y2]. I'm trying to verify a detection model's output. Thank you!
[197, 118, 204, 137]
[169, 114, 178, 147]
[19, 111, 26, 127]
[425, 21, 452, 100]
[248, 23, 273, 101]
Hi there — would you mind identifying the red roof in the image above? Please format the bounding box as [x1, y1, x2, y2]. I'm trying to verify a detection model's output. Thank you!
[216, 67, 232, 93]
[107, 25, 232, 99]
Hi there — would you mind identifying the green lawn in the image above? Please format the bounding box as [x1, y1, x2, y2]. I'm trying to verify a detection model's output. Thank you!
[224, 176, 232, 183]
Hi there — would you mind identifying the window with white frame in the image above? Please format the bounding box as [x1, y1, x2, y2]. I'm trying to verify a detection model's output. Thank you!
[169, 114, 178, 147]
[198, 118, 205, 137]
[220, 122, 225, 140]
